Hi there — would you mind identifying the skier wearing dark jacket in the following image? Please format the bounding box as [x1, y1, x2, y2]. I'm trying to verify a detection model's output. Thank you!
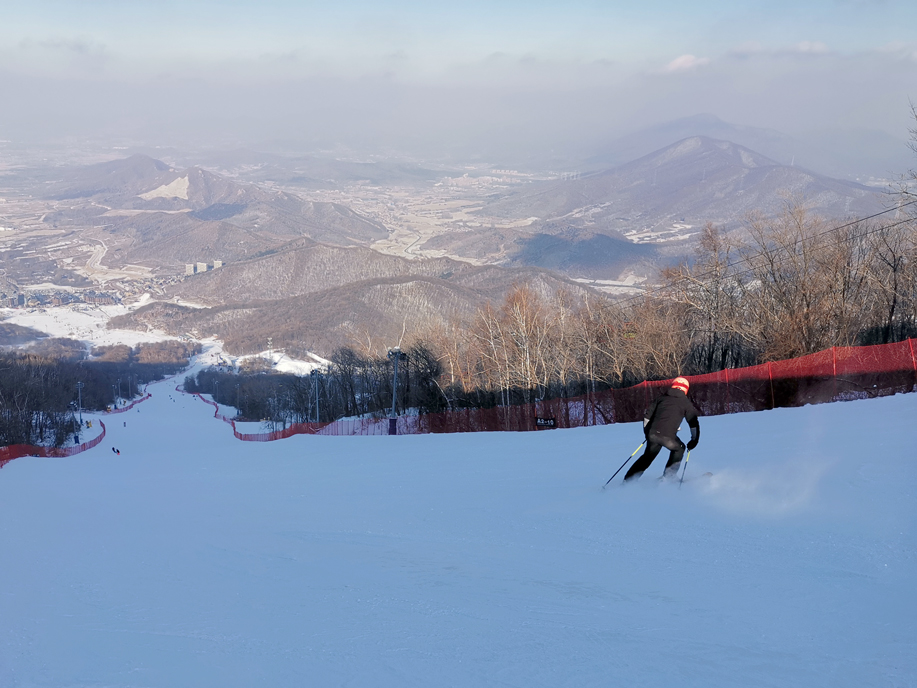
[624, 376, 700, 482]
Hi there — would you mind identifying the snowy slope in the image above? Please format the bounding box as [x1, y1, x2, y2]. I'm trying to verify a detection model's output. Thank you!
[2, 305, 327, 377]
[2, 304, 173, 349]
[0, 360, 914, 687]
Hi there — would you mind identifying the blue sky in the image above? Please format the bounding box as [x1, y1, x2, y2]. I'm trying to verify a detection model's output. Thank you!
[4, 0, 914, 73]
[1, 0, 915, 157]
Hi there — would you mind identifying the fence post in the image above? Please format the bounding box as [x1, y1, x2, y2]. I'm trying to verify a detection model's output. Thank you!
[833, 346, 839, 401]
[768, 362, 776, 409]
[907, 337, 917, 387]
[724, 367, 730, 412]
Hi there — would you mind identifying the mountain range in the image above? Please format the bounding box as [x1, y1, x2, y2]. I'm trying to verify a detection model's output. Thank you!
[116, 264, 596, 356]
[488, 136, 883, 223]
[15, 127, 898, 356]
[42, 155, 389, 274]
[415, 136, 886, 279]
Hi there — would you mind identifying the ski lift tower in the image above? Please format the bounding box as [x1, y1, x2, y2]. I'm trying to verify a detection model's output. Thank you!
[76, 382, 84, 425]
[387, 347, 408, 435]
[310, 369, 321, 423]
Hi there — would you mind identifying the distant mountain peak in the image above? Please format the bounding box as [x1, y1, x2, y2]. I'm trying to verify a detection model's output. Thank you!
[98, 154, 171, 178]
[591, 113, 908, 180]
[485, 133, 881, 249]
[640, 135, 779, 170]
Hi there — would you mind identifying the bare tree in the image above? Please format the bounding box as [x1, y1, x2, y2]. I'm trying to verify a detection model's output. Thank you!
[662, 223, 753, 372]
[865, 220, 917, 343]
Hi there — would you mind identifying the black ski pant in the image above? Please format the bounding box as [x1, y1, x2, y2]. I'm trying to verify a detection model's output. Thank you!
[623, 432, 685, 482]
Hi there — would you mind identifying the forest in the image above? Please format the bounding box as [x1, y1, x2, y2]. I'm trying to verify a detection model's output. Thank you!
[0, 340, 200, 447]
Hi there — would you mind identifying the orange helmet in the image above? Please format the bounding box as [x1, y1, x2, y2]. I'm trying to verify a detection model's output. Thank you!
[672, 376, 690, 394]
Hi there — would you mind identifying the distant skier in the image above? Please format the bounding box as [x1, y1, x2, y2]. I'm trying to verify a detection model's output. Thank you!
[624, 377, 700, 482]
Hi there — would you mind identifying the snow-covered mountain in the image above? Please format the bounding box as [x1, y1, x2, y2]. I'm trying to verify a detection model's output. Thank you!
[485, 136, 883, 238]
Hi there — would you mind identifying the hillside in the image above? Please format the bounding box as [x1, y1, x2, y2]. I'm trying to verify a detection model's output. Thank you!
[101, 212, 290, 268]
[184, 149, 442, 188]
[46, 154, 172, 199]
[482, 136, 884, 243]
[95, 207, 387, 275]
[47, 156, 295, 212]
[167, 239, 460, 303]
[416, 135, 884, 279]
[45, 157, 388, 268]
[0, 349, 913, 686]
[116, 265, 597, 356]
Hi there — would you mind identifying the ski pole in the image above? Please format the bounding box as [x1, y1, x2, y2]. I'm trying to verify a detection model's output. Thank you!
[678, 450, 691, 488]
[603, 441, 645, 488]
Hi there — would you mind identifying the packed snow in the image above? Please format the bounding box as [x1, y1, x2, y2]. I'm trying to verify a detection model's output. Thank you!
[3, 304, 172, 349]
[138, 176, 190, 201]
[0, 352, 915, 687]
[2, 305, 329, 373]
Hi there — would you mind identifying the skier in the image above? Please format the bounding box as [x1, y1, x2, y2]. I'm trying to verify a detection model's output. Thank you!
[624, 376, 700, 482]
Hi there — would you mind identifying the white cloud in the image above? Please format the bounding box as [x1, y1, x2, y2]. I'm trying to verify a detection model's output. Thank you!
[663, 54, 710, 73]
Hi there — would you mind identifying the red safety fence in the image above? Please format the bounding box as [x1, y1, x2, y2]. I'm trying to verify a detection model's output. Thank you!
[0, 379, 160, 469]
[105, 392, 152, 414]
[0, 420, 107, 469]
[184, 388, 237, 424]
[184, 338, 917, 441]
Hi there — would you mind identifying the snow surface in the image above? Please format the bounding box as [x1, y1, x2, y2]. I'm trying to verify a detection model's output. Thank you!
[1, 354, 915, 687]
[230, 349, 330, 375]
[3, 306, 328, 375]
[2, 304, 171, 349]
[138, 176, 189, 201]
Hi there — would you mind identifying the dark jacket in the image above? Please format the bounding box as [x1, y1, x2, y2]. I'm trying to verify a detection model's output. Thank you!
[644, 387, 700, 445]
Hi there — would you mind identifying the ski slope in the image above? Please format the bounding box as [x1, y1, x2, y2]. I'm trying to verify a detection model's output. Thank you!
[1, 360, 915, 687]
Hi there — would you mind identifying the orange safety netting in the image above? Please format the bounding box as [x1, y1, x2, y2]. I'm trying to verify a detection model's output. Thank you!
[1, 382, 159, 469]
[209, 338, 917, 440]
[105, 393, 152, 414]
[0, 420, 107, 469]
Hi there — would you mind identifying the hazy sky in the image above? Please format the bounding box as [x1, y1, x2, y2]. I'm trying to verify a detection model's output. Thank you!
[1, 0, 916, 159]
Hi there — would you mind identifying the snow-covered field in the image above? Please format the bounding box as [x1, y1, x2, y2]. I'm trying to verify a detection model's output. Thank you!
[2, 304, 326, 374]
[0, 356, 915, 687]
[2, 304, 173, 350]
